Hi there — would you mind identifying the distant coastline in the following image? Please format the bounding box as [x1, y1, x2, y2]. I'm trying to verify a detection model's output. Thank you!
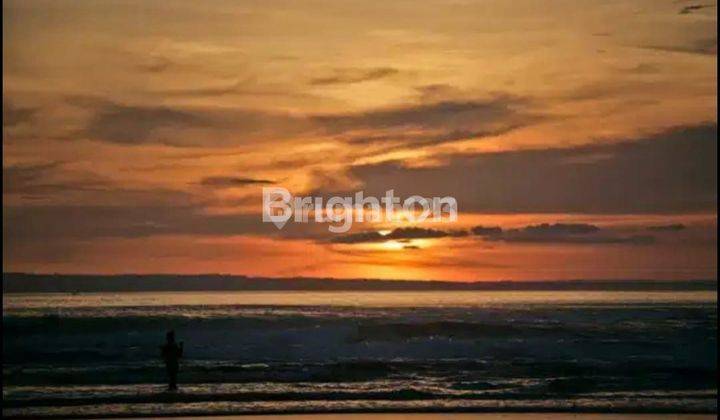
[3, 272, 717, 293]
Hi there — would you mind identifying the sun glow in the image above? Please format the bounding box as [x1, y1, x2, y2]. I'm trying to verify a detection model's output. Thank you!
[380, 241, 405, 251]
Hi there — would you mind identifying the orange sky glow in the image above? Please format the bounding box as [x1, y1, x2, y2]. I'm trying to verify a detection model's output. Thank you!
[3, 0, 717, 281]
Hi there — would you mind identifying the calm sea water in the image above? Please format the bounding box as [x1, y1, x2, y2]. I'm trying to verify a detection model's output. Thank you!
[3, 291, 717, 417]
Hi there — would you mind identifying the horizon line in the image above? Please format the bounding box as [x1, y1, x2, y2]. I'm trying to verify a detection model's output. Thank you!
[3, 273, 716, 293]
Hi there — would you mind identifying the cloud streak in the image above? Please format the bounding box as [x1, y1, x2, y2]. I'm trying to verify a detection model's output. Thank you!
[56, 93, 536, 148]
[489, 223, 655, 245]
[310, 67, 399, 85]
[646, 223, 687, 232]
[640, 37, 717, 55]
[679, 4, 715, 14]
[331, 227, 468, 244]
[3, 102, 37, 127]
[329, 223, 664, 246]
[199, 176, 274, 187]
[314, 96, 532, 133]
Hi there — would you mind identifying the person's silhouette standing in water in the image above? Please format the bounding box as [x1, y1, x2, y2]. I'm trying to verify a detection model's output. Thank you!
[160, 330, 183, 391]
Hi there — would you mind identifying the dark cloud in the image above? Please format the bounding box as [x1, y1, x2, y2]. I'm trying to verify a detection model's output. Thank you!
[3, 102, 37, 127]
[156, 79, 317, 99]
[414, 84, 462, 102]
[336, 124, 717, 214]
[627, 63, 660, 74]
[67, 95, 311, 146]
[492, 232, 656, 245]
[3, 162, 61, 194]
[4, 175, 332, 249]
[3, 161, 257, 243]
[310, 67, 399, 86]
[516, 223, 600, 235]
[330, 231, 384, 244]
[488, 223, 654, 245]
[3, 203, 273, 243]
[679, 4, 714, 14]
[471, 226, 503, 236]
[314, 96, 530, 132]
[136, 56, 173, 73]
[4, 187, 345, 266]
[646, 223, 687, 232]
[388, 227, 468, 239]
[344, 126, 522, 147]
[640, 37, 717, 55]
[77, 100, 210, 144]
[331, 227, 467, 244]
[200, 176, 274, 187]
[315, 96, 539, 147]
[162, 81, 247, 97]
[567, 79, 670, 102]
[62, 92, 534, 147]
[469, 223, 655, 245]
[2, 162, 112, 197]
[329, 223, 658, 246]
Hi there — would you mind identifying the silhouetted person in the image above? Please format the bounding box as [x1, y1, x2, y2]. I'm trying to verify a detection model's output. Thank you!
[160, 330, 183, 391]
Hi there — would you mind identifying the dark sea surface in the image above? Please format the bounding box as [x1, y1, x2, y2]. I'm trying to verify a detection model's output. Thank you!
[2, 290, 717, 417]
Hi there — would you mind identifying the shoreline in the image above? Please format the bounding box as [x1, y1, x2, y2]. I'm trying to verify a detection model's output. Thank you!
[4, 405, 718, 419]
[125, 415, 719, 420]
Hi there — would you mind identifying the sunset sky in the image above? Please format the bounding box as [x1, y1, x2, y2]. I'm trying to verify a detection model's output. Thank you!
[3, 0, 717, 280]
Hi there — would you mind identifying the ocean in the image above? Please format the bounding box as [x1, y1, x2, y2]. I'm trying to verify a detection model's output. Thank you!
[2, 290, 717, 417]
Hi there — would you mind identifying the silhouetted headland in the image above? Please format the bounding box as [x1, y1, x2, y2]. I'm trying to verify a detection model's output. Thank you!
[3, 272, 716, 293]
